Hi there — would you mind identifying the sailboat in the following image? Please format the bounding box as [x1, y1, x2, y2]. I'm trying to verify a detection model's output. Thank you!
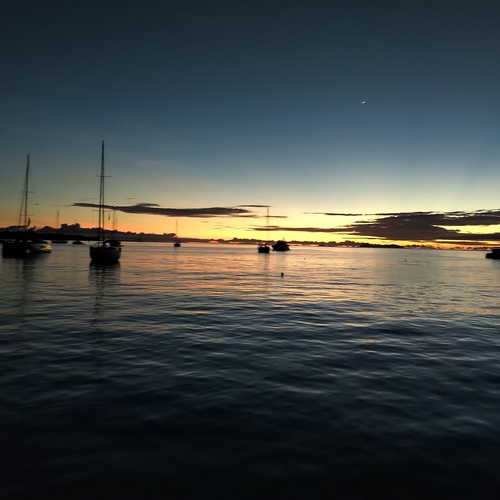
[173, 219, 181, 247]
[258, 206, 270, 253]
[2, 155, 52, 257]
[52, 210, 68, 244]
[89, 141, 121, 264]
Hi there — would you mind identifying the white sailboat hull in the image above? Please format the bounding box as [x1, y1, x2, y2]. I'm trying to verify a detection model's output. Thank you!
[31, 241, 52, 253]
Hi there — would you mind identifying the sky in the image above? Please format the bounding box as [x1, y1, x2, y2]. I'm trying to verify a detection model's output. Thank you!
[1, 0, 499, 246]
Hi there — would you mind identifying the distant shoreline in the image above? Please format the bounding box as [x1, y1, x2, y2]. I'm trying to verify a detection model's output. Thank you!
[0, 229, 492, 251]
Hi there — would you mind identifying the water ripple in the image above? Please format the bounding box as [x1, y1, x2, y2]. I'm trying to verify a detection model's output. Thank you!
[2, 244, 500, 497]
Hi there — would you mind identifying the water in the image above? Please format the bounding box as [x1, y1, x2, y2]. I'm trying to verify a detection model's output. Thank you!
[1, 243, 500, 499]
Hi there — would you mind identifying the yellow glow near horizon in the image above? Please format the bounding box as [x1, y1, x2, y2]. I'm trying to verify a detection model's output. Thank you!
[1, 201, 499, 249]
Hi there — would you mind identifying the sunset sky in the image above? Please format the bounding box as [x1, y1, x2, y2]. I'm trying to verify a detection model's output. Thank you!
[1, 0, 499, 246]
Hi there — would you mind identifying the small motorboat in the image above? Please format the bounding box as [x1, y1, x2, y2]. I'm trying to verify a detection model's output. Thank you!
[272, 240, 290, 252]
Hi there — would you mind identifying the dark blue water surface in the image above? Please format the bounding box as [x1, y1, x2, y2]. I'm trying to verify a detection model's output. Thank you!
[1, 243, 500, 498]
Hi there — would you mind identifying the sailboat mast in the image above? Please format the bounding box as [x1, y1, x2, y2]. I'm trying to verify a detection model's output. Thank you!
[98, 141, 105, 242]
[265, 206, 269, 244]
[18, 154, 30, 230]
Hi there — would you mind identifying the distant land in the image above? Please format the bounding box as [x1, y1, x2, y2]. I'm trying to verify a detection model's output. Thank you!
[0, 222, 487, 250]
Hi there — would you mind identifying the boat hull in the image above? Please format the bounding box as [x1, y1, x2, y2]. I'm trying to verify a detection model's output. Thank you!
[31, 241, 52, 253]
[2, 239, 52, 257]
[272, 241, 290, 251]
[2, 241, 31, 257]
[90, 245, 121, 264]
[486, 248, 500, 259]
[258, 245, 270, 253]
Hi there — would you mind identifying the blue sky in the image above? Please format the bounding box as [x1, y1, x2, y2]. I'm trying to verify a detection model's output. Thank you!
[1, 0, 499, 245]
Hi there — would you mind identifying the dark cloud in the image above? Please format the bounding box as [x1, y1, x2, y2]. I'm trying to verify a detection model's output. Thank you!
[238, 204, 270, 208]
[335, 210, 500, 242]
[325, 209, 500, 225]
[73, 203, 258, 218]
[317, 212, 365, 217]
[134, 202, 161, 208]
[343, 216, 460, 241]
[254, 209, 500, 243]
[254, 226, 345, 234]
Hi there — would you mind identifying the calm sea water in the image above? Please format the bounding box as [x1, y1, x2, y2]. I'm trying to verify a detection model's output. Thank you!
[1, 243, 500, 499]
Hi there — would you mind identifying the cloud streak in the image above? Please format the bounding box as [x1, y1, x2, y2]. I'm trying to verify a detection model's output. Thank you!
[325, 210, 500, 227]
[73, 202, 259, 218]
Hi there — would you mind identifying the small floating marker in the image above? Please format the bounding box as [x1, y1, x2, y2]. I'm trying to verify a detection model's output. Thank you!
[281, 272, 284, 277]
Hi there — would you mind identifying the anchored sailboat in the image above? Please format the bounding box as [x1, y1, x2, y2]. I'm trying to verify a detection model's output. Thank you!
[52, 210, 68, 244]
[89, 141, 121, 264]
[174, 219, 181, 247]
[2, 155, 52, 257]
[258, 206, 270, 253]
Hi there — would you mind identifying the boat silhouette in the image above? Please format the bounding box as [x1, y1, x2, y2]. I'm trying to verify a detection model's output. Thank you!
[272, 240, 290, 252]
[89, 142, 121, 264]
[2, 155, 52, 257]
[258, 206, 270, 253]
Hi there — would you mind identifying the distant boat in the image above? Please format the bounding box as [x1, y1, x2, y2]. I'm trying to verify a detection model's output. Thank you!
[72, 240, 84, 245]
[486, 248, 500, 259]
[272, 240, 290, 252]
[89, 141, 121, 264]
[52, 210, 67, 243]
[105, 239, 122, 248]
[258, 206, 270, 253]
[2, 155, 52, 257]
[174, 219, 181, 247]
